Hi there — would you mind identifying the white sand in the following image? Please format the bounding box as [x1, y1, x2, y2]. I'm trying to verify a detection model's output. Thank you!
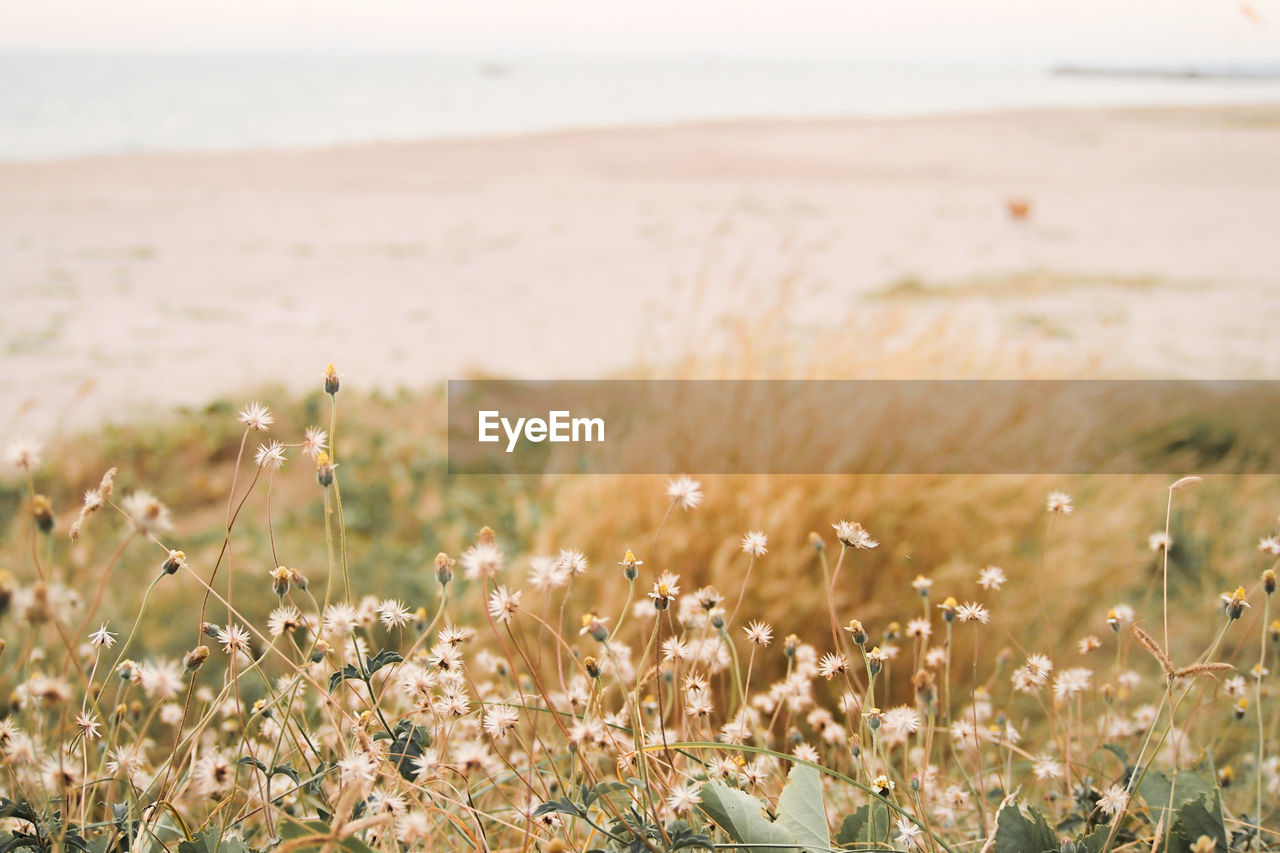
[3, 105, 1280, 434]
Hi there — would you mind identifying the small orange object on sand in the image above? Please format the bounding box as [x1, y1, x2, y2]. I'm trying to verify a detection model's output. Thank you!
[1006, 197, 1032, 221]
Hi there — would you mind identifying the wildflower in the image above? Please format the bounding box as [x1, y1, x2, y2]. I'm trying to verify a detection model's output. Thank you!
[1033, 754, 1063, 780]
[122, 490, 172, 535]
[1098, 784, 1128, 817]
[1045, 491, 1074, 514]
[618, 549, 642, 580]
[978, 565, 1006, 590]
[162, 550, 187, 576]
[216, 624, 251, 656]
[882, 706, 922, 739]
[911, 574, 933, 595]
[818, 652, 847, 680]
[487, 585, 522, 623]
[254, 441, 287, 470]
[895, 818, 923, 848]
[1148, 531, 1172, 552]
[1253, 663, 1270, 680]
[4, 438, 41, 472]
[482, 705, 520, 739]
[1107, 603, 1135, 632]
[957, 602, 989, 624]
[314, 451, 335, 487]
[301, 426, 328, 458]
[1025, 654, 1054, 683]
[323, 602, 359, 636]
[1052, 667, 1091, 700]
[792, 743, 820, 763]
[872, 774, 895, 796]
[580, 612, 610, 642]
[662, 636, 690, 663]
[1259, 535, 1280, 556]
[89, 623, 117, 649]
[31, 495, 53, 533]
[75, 711, 101, 741]
[324, 362, 341, 394]
[462, 541, 505, 580]
[744, 620, 773, 646]
[741, 531, 768, 556]
[183, 645, 210, 671]
[865, 646, 888, 676]
[648, 572, 680, 610]
[557, 548, 589, 577]
[238, 402, 273, 431]
[378, 599, 412, 629]
[666, 476, 703, 509]
[1078, 635, 1101, 654]
[667, 783, 701, 814]
[832, 520, 878, 549]
[267, 605, 302, 637]
[937, 596, 958, 622]
[1234, 697, 1249, 720]
[906, 618, 932, 639]
[434, 552, 455, 586]
[1221, 586, 1250, 620]
[1265, 569, 1277, 595]
[844, 619, 869, 646]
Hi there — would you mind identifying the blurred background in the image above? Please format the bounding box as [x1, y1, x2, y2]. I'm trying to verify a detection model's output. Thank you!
[3, 1, 1280, 667]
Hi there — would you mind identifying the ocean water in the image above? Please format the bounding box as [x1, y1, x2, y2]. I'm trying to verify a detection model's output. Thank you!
[3, 52, 1280, 160]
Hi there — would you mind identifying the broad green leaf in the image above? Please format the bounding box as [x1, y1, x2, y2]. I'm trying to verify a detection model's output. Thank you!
[1169, 792, 1227, 853]
[776, 765, 830, 853]
[991, 802, 1058, 853]
[698, 781, 798, 853]
[836, 801, 889, 848]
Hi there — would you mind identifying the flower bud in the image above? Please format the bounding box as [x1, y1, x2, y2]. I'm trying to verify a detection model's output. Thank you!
[31, 495, 54, 534]
[324, 362, 340, 395]
[184, 645, 210, 672]
[162, 550, 186, 576]
[315, 452, 335, 487]
[270, 565, 292, 596]
[435, 553, 454, 586]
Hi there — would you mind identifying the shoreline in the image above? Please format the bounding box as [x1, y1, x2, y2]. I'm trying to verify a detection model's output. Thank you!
[4, 103, 1280, 436]
[5, 100, 1280, 169]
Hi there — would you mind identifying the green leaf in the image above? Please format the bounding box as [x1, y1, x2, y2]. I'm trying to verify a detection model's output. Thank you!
[1076, 825, 1111, 853]
[991, 802, 1058, 853]
[776, 765, 830, 853]
[698, 781, 798, 853]
[328, 663, 362, 692]
[1169, 791, 1227, 853]
[836, 802, 889, 849]
[365, 649, 403, 676]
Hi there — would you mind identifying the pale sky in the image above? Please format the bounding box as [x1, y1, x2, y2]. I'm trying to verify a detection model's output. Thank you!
[0, 0, 1277, 64]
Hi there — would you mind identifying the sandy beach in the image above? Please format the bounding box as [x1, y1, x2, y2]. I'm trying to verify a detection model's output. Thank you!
[4, 104, 1280, 433]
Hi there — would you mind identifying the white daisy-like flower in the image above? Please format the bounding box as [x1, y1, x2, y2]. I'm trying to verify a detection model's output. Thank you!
[744, 620, 773, 646]
[666, 476, 703, 509]
[1033, 754, 1063, 780]
[817, 652, 847, 680]
[88, 623, 117, 648]
[1046, 491, 1074, 514]
[267, 605, 303, 637]
[895, 818, 924, 848]
[238, 402, 273, 431]
[556, 548, 589, 577]
[1147, 531, 1172, 552]
[740, 531, 768, 556]
[121, 490, 172, 535]
[255, 441, 287, 470]
[482, 705, 520, 739]
[487, 585, 522, 623]
[1098, 784, 1128, 817]
[323, 603, 359, 636]
[461, 542, 504, 580]
[1258, 535, 1280, 555]
[832, 520, 878, 549]
[378, 599, 412, 629]
[667, 783, 701, 814]
[978, 566, 1007, 590]
[4, 438, 41, 472]
[216, 624, 251, 655]
[957, 602, 990, 624]
[301, 426, 328, 459]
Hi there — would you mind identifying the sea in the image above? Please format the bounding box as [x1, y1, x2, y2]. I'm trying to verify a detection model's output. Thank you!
[3, 52, 1280, 161]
